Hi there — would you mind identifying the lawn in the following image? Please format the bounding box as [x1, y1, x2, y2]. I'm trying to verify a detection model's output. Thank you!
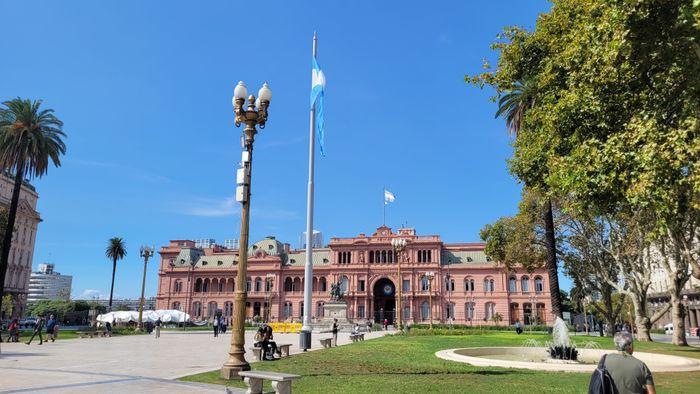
[179, 331, 700, 393]
[2, 327, 149, 342]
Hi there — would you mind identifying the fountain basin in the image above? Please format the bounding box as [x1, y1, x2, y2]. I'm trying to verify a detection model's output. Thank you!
[436, 347, 700, 373]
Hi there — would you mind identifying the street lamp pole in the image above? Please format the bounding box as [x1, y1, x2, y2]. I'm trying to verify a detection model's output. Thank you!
[426, 271, 435, 329]
[137, 245, 155, 331]
[265, 273, 274, 323]
[391, 238, 407, 331]
[221, 81, 272, 380]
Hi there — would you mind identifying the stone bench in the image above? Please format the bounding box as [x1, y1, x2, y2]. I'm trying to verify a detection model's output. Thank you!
[237, 370, 300, 394]
[250, 343, 292, 361]
[319, 338, 332, 348]
[349, 333, 365, 342]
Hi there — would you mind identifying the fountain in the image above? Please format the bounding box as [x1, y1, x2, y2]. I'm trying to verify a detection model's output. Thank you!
[434, 316, 700, 372]
[547, 317, 578, 361]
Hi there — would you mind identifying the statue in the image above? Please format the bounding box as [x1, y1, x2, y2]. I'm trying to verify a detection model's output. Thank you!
[329, 282, 344, 301]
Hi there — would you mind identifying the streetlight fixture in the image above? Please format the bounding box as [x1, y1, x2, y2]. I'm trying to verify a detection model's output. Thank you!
[221, 80, 272, 380]
[425, 271, 435, 329]
[137, 246, 155, 331]
[391, 238, 408, 331]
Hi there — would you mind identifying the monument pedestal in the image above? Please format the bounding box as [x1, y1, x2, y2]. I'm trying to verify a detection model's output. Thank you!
[323, 301, 348, 321]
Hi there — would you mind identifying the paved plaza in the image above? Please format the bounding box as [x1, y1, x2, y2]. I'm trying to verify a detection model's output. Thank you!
[0, 330, 390, 393]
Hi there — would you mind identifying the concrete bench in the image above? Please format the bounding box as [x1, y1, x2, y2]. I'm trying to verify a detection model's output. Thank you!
[250, 346, 264, 361]
[77, 330, 108, 338]
[276, 343, 292, 357]
[238, 370, 300, 394]
[319, 338, 332, 348]
[349, 333, 365, 342]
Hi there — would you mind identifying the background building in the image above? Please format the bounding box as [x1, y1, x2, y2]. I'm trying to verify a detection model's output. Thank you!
[0, 172, 41, 318]
[27, 263, 73, 302]
[156, 225, 552, 326]
[300, 230, 323, 249]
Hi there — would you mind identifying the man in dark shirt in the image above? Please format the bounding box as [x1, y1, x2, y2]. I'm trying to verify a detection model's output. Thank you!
[26, 316, 45, 345]
[45, 314, 57, 342]
[332, 318, 339, 347]
[604, 332, 656, 394]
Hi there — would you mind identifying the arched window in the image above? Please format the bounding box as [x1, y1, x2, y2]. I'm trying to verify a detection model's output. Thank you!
[203, 278, 210, 293]
[521, 276, 530, 293]
[388, 250, 393, 263]
[284, 277, 293, 292]
[369, 251, 374, 263]
[464, 278, 475, 292]
[320, 277, 327, 292]
[255, 277, 262, 292]
[227, 278, 235, 292]
[283, 302, 293, 318]
[421, 276, 430, 291]
[381, 250, 387, 263]
[193, 302, 202, 317]
[211, 278, 219, 293]
[534, 277, 543, 293]
[421, 301, 430, 321]
[172, 301, 181, 310]
[340, 276, 349, 293]
[312, 277, 318, 292]
[293, 277, 301, 292]
[446, 278, 455, 292]
[509, 277, 517, 293]
[484, 277, 494, 292]
[465, 302, 475, 321]
[445, 302, 455, 319]
[485, 302, 496, 320]
[316, 301, 324, 317]
[246, 277, 252, 292]
[208, 301, 218, 318]
[194, 278, 202, 292]
[218, 279, 224, 292]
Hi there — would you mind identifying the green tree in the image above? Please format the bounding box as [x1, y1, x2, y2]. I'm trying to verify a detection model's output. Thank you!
[2, 294, 14, 319]
[26, 300, 73, 319]
[0, 98, 66, 309]
[105, 237, 127, 312]
[470, 0, 699, 345]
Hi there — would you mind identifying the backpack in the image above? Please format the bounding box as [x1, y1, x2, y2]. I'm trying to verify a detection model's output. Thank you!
[588, 354, 618, 394]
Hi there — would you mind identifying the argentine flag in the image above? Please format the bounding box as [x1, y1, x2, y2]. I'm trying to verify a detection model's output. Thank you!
[310, 55, 326, 156]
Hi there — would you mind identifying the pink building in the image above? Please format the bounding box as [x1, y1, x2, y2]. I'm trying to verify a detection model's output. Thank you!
[156, 226, 552, 326]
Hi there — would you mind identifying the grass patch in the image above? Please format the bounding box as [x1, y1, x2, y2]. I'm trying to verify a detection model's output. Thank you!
[179, 332, 700, 393]
[1, 328, 148, 341]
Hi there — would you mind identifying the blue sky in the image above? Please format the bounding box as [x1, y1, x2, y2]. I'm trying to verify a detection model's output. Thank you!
[0, 0, 566, 299]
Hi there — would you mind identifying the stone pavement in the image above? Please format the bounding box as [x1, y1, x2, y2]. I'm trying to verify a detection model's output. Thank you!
[0, 329, 390, 393]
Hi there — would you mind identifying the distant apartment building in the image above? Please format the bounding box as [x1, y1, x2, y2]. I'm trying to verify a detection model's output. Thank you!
[300, 230, 323, 249]
[0, 172, 41, 318]
[27, 263, 73, 302]
[648, 262, 700, 331]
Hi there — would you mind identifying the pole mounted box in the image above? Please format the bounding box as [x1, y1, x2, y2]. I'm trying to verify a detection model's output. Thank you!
[241, 151, 250, 163]
[235, 185, 247, 202]
[236, 168, 245, 185]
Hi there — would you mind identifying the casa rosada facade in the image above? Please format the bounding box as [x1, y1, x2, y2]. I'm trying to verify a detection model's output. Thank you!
[156, 226, 552, 326]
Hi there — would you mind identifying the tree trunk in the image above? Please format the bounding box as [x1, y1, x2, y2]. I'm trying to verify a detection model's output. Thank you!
[543, 199, 563, 319]
[631, 297, 652, 342]
[108, 259, 117, 312]
[670, 292, 688, 346]
[0, 166, 25, 315]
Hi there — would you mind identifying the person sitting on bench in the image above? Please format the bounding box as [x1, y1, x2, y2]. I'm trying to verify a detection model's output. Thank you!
[262, 324, 277, 360]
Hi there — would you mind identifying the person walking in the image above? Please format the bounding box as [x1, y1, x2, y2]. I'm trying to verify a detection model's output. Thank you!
[45, 314, 57, 342]
[383, 318, 388, 331]
[332, 318, 339, 347]
[213, 316, 219, 338]
[515, 319, 522, 335]
[26, 316, 45, 345]
[599, 332, 656, 394]
[154, 318, 162, 339]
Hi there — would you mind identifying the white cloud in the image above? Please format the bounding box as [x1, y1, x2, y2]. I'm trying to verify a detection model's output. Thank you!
[182, 197, 239, 217]
[77, 289, 106, 300]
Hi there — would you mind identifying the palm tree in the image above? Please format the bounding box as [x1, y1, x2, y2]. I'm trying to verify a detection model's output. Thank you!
[105, 237, 127, 312]
[0, 98, 66, 312]
[496, 79, 563, 319]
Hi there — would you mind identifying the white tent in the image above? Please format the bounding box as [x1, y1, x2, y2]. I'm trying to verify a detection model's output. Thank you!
[96, 309, 190, 324]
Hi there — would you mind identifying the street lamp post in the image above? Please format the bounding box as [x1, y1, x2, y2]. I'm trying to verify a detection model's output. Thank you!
[391, 238, 407, 331]
[185, 260, 197, 331]
[529, 294, 538, 334]
[426, 271, 435, 329]
[265, 273, 275, 323]
[137, 246, 155, 331]
[221, 81, 272, 380]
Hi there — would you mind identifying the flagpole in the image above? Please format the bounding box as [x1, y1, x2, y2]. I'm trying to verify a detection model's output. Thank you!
[300, 32, 317, 351]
